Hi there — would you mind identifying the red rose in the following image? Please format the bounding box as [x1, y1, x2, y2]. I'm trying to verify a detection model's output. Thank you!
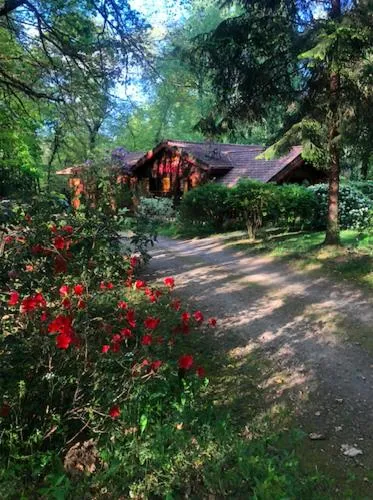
[135, 280, 146, 289]
[100, 282, 106, 290]
[171, 299, 181, 311]
[62, 297, 71, 309]
[101, 345, 110, 353]
[144, 317, 160, 330]
[193, 311, 204, 323]
[126, 309, 136, 328]
[53, 235, 66, 250]
[151, 360, 162, 371]
[130, 256, 139, 268]
[62, 225, 73, 234]
[196, 366, 206, 378]
[141, 334, 152, 346]
[40, 311, 48, 322]
[208, 318, 217, 327]
[59, 285, 69, 296]
[120, 328, 132, 338]
[118, 300, 127, 310]
[109, 405, 121, 419]
[164, 277, 175, 289]
[56, 333, 72, 349]
[73, 284, 84, 296]
[179, 354, 193, 370]
[181, 312, 190, 323]
[106, 282, 114, 290]
[8, 291, 19, 306]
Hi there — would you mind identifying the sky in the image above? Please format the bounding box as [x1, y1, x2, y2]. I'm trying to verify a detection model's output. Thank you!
[116, 0, 187, 102]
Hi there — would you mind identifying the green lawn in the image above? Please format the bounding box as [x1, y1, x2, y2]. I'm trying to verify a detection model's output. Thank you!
[221, 229, 373, 290]
[160, 225, 373, 290]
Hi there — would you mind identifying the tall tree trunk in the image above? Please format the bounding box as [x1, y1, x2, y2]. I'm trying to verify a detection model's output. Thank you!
[324, 0, 341, 245]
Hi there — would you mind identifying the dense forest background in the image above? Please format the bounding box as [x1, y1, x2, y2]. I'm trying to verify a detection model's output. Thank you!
[1, 0, 372, 199]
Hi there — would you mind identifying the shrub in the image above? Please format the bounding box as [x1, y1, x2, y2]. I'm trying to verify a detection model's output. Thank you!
[179, 183, 230, 234]
[269, 184, 318, 229]
[136, 196, 175, 224]
[228, 180, 275, 239]
[309, 183, 373, 230]
[347, 181, 373, 201]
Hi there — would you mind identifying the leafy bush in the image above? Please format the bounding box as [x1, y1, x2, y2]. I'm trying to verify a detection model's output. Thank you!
[228, 180, 274, 239]
[269, 184, 318, 229]
[178, 183, 231, 234]
[309, 183, 373, 230]
[136, 196, 175, 224]
[0, 191, 327, 497]
[347, 180, 373, 201]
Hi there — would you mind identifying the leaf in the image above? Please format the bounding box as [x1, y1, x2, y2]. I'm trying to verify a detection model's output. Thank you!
[140, 414, 148, 434]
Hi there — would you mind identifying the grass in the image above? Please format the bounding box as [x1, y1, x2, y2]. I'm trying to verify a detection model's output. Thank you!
[224, 229, 373, 290]
[159, 224, 373, 290]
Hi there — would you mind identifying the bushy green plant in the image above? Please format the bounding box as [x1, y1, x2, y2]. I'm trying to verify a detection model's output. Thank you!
[347, 181, 373, 201]
[309, 184, 373, 230]
[179, 183, 231, 234]
[136, 196, 175, 224]
[269, 184, 318, 229]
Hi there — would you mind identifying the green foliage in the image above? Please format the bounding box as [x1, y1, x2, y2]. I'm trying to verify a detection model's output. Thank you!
[178, 181, 318, 238]
[347, 181, 373, 201]
[179, 183, 231, 234]
[309, 183, 373, 230]
[136, 196, 176, 225]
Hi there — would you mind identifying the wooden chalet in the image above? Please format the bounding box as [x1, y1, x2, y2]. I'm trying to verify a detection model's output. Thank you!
[56, 140, 326, 203]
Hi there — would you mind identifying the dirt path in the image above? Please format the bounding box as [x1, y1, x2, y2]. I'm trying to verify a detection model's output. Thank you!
[146, 235, 373, 490]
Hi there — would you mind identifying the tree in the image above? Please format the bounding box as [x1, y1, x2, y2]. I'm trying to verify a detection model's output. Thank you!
[190, 0, 373, 244]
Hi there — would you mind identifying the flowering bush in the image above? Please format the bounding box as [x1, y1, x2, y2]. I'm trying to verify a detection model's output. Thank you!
[309, 184, 373, 230]
[136, 196, 175, 224]
[0, 196, 325, 497]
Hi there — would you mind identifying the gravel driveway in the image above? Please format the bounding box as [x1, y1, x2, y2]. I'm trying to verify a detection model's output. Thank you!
[146, 235, 373, 490]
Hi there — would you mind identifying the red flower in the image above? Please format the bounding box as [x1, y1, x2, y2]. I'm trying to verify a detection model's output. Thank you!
[193, 310, 204, 323]
[101, 345, 110, 353]
[144, 287, 152, 296]
[181, 312, 190, 323]
[73, 284, 84, 296]
[118, 300, 127, 310]
[20, 296, 37, 313]
[48, 315, 73, 336]
[59, 285, 69, 296]
[151, 360, 162, 371]
[130, 256, 139, 268]
[144, 317, 160, 330]
[77, 299, 86, 310]
[54, 255, 67, 274]
[208, 318, 217, 327]
[53, 235, 66, 250]
[171, 299, 181, 311]
[40, 311, 48, 322]
[120, 328, 132, 338]
[25, 264, 34, 272]
[56, 333, 72, 349]
[141, 334, 152, 346]
[50, 224, 58, 234]
[112, 334, 122, 344]
[109, 405, 121, 419]
[179, 354, 194, 370]
[8, 291, 19, 306]
[112, 342, 121, 353]
[62, 297, 71, 309]
[126, 309, 136, 328]
[4, 235, 13, 244]
[135, 280, 146, 289]
[100, 281, 107, 290]
[62, 225, 73, 234]
[106, 282, 114, 290]
[149, 294, 156, 303]
[164, 277, 175, 289]
[35, 293, 47, 308]
[196, 366, 206, 378]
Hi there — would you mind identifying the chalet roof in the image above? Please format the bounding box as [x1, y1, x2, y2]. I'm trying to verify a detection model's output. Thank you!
[56, 140, 304, 186]
[130, 140, 303, 185]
